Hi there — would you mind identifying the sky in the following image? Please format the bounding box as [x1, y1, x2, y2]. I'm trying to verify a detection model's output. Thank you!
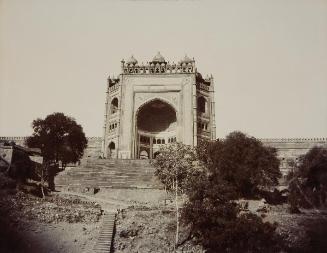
[0, 0, 326, 138]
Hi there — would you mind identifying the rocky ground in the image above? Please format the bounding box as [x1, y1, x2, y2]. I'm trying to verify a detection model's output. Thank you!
[114, 206, 203, 253]
[1, 172, 327, 253]
[0, 181, 103, 253]
[266, 205, 327, 253]
[113, 200, 327, 253]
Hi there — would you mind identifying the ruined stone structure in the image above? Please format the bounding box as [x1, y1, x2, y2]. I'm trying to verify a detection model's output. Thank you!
[102, 53, 216, 159]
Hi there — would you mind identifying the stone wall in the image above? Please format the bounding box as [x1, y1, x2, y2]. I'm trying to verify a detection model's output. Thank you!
[1, 137, 326, 173]
[83, 137, 102, 158]
[0, 137, 27, 147]
[261, 138, 327, 176]
[0, 137, 103, 159]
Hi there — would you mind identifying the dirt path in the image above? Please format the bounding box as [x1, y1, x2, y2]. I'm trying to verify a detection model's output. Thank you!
[55, 190, 130, 212]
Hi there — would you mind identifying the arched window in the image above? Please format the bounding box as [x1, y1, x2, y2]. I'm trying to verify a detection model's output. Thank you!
[140, 150, 149, 159]
[157, 139, 161, 144]
[162, 139, 165, 144]
[197, 96, 206, 113]
[107, 141, 116, 158]
[110, 97, 119, 114]
[109, 142, 115, 150]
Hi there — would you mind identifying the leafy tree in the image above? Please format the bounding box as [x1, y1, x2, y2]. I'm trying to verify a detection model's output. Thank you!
[153, 143, 204, 248]
[155, 140, 283, 252]
[182, 176, 282, 252]
[288, 146, 327, 211]
[182, 138, 283, 253]
[203, 131, 281, 197]
[26, 112, 87, 191]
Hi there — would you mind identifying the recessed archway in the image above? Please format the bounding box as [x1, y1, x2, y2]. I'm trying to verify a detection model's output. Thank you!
[111, 98, 118, 114]
[140, 150, 149, 159]
[197, 96, 206, 113]
[137, 99, 176, 133]
[136, 99, 177, 159]
[107, 141, 116, 158]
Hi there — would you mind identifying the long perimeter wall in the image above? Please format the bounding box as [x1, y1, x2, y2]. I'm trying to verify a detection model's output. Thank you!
[1, 137, 326, 175]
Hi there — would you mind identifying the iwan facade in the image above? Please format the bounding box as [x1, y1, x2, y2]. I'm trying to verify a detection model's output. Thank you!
[102, 52, 216, 159]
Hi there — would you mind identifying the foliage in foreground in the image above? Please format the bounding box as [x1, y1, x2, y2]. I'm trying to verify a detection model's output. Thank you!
[154, 133, 284, 252]
[288, 146, 327, 211]
[153, 143, 205, 247]
[199, 131, 281, 198]
[181, 172, 283, 253]
[26, 112, 87, 190]
[153, 143, 203, 194]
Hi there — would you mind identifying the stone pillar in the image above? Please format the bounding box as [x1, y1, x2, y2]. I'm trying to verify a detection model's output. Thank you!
[210, 76, 216, 140]
[102, 79, 110, 157]
[192, 77, 198, 146]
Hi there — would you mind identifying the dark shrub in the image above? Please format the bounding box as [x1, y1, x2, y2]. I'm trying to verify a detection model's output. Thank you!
[288, 146, 327, 210]
[202, 132, 281, 198]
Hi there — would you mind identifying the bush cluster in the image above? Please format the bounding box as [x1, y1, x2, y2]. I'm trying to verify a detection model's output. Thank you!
[288, 146, 327, 211]
[154, 131, 284, 252]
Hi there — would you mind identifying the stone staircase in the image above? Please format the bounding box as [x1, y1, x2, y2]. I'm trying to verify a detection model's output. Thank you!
[55, 159, 162, 189]
[93, 212, 116, 253]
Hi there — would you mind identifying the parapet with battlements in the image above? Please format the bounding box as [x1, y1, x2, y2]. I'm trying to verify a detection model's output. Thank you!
[1, 136, 326, 175]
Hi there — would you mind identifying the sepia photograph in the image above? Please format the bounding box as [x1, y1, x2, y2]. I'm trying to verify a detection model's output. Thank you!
[0, 0, 327, 252]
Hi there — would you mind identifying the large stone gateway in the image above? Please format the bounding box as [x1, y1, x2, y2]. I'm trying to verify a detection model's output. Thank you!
[102, 53, 216, 159]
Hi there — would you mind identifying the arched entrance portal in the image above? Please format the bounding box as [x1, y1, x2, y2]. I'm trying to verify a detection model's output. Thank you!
[136, 99, 177, 159]
[107, 141, 116, 158]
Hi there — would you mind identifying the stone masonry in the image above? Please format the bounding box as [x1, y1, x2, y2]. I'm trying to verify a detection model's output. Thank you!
[1, 136, 327, 176]
[102, 53, 216, 159]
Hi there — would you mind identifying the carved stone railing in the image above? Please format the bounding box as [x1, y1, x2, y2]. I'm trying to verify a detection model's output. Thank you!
[197, 83, 210, 91]
[108, 83, 119, 93]
[122, 62, 195, 75]
[0, 136, 103, 142]
[260, 138, 327, 143]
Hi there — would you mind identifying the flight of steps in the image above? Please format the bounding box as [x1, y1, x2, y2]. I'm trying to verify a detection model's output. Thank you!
[55, 159, 162, 189]
[93, 212, 116, 253]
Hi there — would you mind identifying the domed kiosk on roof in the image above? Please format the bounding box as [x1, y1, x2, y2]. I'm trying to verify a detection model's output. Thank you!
[151, 52, 166, 63]
[180, 54, 193, 64]
[126, 55, 138, 65]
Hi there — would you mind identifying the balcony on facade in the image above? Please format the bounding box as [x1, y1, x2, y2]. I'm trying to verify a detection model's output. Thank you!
[108, 78, 120, 93]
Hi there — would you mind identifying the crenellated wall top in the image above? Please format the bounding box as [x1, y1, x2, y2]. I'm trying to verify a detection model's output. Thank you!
[0, 136, 103, 141]
[215, 137, 327, 143]
[1, 137, 326, 143]
[121, 60, 195, 75]
[259, 138, 327, 143]
[0, 136, 28, 140]
[120, 52, 196, 75]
